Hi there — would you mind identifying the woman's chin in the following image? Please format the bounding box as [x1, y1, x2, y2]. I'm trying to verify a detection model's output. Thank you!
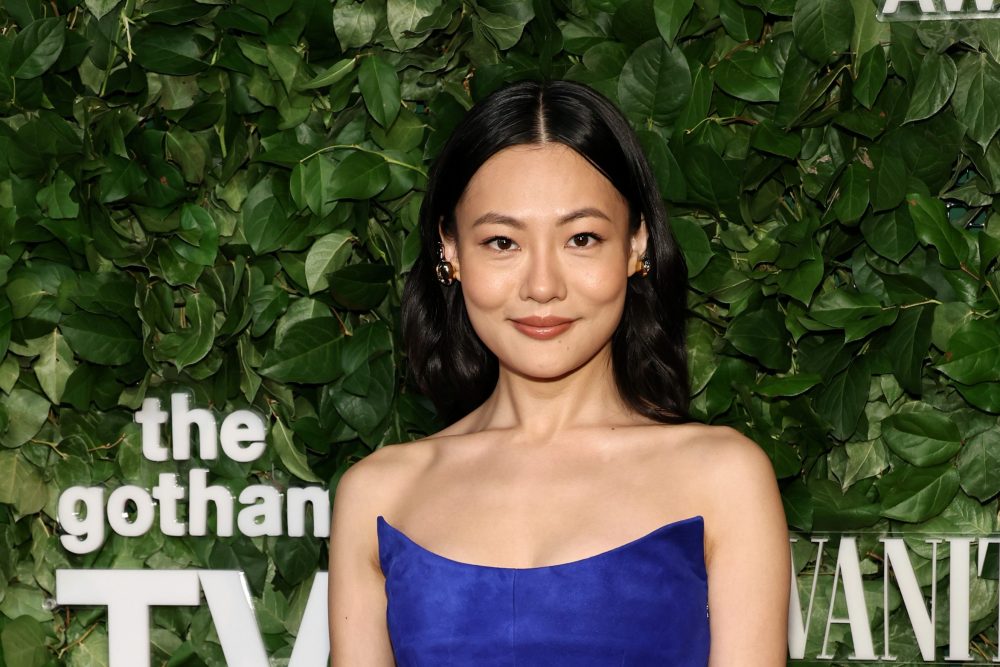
[500, 360, 585, 382]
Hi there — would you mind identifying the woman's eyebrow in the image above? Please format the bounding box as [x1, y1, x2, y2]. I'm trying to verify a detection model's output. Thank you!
[471, 207, 612, 229]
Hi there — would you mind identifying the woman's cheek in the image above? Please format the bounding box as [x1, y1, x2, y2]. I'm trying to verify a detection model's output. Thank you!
[583, 267, 628, 306]
[460, 269, 512, 313]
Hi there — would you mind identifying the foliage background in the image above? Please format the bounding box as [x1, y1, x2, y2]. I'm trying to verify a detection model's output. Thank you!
[1, 0, 999, 663]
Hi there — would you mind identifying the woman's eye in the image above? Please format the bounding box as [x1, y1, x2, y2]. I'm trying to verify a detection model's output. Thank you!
[569, 233, 602, 248]
[484, 236, 517, 251]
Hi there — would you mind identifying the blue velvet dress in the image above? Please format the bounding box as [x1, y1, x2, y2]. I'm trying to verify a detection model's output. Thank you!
[377, 514, 710, 666]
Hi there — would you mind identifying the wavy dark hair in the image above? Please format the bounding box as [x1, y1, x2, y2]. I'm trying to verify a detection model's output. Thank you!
[401, 79, 691, 426]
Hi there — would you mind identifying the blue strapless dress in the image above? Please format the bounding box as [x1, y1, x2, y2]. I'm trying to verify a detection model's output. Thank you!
[377, 514, 710, 666]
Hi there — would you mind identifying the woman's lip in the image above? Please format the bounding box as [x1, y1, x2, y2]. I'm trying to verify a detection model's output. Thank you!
[511, 317, 574, 327]
[511, 320, 574, 339]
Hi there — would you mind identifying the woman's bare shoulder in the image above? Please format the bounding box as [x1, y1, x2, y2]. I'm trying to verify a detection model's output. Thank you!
[665, 422, 773, 475]
[650, 422, 780, 514]
[333, 433, 451, 512]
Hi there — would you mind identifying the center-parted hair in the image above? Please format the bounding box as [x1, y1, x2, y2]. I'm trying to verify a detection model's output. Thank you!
[401, 79, 691, 426]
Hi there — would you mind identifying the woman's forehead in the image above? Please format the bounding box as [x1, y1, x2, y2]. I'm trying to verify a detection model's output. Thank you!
[456, 144, 629, 221]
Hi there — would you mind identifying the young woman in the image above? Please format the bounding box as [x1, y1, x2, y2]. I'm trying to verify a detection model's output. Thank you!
[328, 79, 789, 666]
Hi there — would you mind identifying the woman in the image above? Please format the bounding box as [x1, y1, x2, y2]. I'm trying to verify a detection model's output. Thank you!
[328, 79, 789, 665]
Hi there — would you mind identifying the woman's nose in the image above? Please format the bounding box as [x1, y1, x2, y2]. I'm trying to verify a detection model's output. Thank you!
[519, 247, 567, 302]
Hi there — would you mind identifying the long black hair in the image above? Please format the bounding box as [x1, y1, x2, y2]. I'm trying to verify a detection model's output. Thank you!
[401, 79, 691, 426]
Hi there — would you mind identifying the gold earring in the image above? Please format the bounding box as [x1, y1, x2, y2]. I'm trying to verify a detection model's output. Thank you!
[436, 241, 456, 285]
[638, 255, 650, 278]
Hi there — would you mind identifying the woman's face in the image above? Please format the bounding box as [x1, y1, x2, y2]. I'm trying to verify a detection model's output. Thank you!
[442, 143, 647, 380]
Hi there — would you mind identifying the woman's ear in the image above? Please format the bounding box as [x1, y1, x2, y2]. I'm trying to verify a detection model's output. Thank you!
[627, 215, 649, 276]
[438, 218, 461, 281]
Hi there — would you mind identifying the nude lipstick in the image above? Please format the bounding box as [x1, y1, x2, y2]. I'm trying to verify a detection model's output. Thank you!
[510, 316, 575, 340]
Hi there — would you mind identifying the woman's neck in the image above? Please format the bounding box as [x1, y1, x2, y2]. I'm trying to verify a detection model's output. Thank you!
[460, 342, 641, 442]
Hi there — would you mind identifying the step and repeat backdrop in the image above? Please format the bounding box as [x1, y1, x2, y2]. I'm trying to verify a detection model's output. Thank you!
[1, 0, 1000, 664]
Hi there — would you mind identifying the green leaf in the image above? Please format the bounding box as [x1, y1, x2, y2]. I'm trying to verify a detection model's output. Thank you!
[750, 120, 801, 157]
[937, 317, 1000, 385]
[61, 313, 140, 365]
[332, 0, 381, 50]
[914, 490, 997, 538]
[66, 627, 109, 667]
[725, 307, 791, 371]
[254, 585, 290, 634]
[0, 451, 47, 514]
[386, 0, 438, 50]
[0, 585, 53, 623]
[35, 170, 78, 219]
[0, 298, 11, 360]
[165, 125, 207, 183]
[877, 463, 960, 523]
[302, 57, 356, 89]
[869, 150, 907, 212]
[816, 361, 869, 441]
[907, 191, 970, 269]
[333, 350, 394, 441]
[955, 382, 1000, 414]
[720, 0, 763, 40]
[132, 25, 211, 76]
[678, 144, 739, 219]
[904, 51, 957, 124]
[358, 55, 401, 128]
[957, 427, 1000, 501]
[0, 389, 50, 449]
[850, 0, 889, 60]
[273, 534, 321, 585]
[792, 0, 853, 65]
[239, 0, 292, 23]
[860, 207, 918, 263]
[86, 0, 121, 19]
[475, 6, 531, 51]
[760, 436, 801, 479]
[305, 231, 355, 294]
[31, 329, 76, 404]
[266, 43, 301, 93]
[5, 277, 45, 319]
[810, 289, 883, 327]
[670, 217, 711, 278]
[271, 415, 321, 483]
[636, 128, 687, 201]
[98, 156, 147, 203]
[154, 292, 216, 370]
[833, 162, 871, 224]
[716, 51, 780, 103]
[1, 615, 49, 667]
[753, 373, 822, 397]
[952, 52, 1000, 149]
[809, 478, 881, 530]
[653, 0, 693, 45]
[328, 151, 390, 201]
[781, 479, 813, 531]
[328, 263, 394, 311]
[883, 408, 962, 467]
[259, 317, 345, 383]
[852, 44, 887, 109]
[290, 155, 334, 216]
[242, 193, 297, 255]
[11, 18, 65, 79]
[884, 304, 933, 395]
[842, 439, 889, 488]
[173, 204, 219, 265]
[619, 38, 691, 130]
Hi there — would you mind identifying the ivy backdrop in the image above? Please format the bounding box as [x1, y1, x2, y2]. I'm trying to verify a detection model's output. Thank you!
[1, 0, 1000, 664]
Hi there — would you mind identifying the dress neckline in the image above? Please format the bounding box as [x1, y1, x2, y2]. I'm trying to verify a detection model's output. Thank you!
[377, 514, 704, 571]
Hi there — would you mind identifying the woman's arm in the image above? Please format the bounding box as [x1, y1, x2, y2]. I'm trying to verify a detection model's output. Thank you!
[703, 428, 791, 666]
[328, 454, 397, 666]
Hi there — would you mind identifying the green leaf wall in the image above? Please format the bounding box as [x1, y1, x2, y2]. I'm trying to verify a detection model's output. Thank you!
[1, 0, 999, 663]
